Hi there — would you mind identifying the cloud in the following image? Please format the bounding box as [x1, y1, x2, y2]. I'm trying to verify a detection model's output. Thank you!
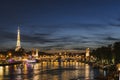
[55, 23, 108, 32]
[24, 23, 108, 32]
[109, 23, 120, 27]
[72, 23, 107, 29]
[93, 33, 120, 41]
[21, 32, 73, 44]
[34, 33, 51, 37]
[21, 34, 54, 44]
[108, 17, 120, 27]
[104, 36, 120, 41]
[0, 24, 116, 49]
[0, 31, 16, 42]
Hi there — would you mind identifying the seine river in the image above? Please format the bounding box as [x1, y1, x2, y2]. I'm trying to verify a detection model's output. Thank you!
[0, 62, 106, 80]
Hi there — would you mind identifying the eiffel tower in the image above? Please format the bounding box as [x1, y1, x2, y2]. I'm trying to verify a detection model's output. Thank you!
[15, 27, 21, 51]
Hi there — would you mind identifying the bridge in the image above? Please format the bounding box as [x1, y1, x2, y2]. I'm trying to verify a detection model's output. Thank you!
[38, 55, 83, 62]
[35, 48, 91, 62]
[38, 53, 89, 62]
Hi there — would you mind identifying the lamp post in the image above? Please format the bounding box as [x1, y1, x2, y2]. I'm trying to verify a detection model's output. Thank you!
[117, 64, 120, 80]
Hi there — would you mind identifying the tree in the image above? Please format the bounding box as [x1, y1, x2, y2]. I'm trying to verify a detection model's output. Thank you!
[113, 42, 120, 63]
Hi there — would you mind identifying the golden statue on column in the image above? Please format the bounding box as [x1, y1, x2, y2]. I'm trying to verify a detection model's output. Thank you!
[86, 48, 90, 61]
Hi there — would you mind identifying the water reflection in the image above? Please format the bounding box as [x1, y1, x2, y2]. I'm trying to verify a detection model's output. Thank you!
[85, 64, 90, 79]
[0, 62, 104, 80]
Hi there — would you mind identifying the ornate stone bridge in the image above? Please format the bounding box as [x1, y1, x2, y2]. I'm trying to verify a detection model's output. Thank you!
[31, 48, 91, 62]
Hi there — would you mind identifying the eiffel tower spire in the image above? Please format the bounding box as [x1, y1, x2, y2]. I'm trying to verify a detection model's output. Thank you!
[15, 26, 21, 51]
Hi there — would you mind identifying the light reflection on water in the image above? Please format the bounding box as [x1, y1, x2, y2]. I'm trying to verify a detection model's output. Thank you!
[0, 62, 101, 80]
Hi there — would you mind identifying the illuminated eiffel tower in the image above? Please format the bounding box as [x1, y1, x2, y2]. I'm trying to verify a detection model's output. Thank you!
[15, 27, 21, 51]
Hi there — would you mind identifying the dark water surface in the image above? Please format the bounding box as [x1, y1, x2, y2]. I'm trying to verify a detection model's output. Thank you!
[0, 62, 105, 80]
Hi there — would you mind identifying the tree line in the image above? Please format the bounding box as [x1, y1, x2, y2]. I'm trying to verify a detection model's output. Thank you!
[91, 42, 120, 64]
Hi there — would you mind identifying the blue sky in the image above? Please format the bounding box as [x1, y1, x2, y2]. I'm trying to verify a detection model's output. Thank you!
[0, 0, 120, 49]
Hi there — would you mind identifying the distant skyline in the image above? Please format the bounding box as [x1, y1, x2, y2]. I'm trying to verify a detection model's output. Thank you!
[0, 0, 120, 50]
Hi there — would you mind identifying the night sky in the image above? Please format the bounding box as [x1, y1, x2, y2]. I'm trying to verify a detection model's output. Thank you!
[0, 0, 120, 50]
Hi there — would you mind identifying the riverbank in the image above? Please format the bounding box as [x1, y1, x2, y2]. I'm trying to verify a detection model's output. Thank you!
[0, 61, 22, 66]
[91, 62, 119, 80]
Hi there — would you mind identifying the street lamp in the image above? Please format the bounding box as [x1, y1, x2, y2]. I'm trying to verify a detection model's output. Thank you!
[117, 63, 120, 80]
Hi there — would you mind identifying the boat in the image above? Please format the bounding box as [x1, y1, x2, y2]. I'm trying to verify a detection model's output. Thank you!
[26, 59, 36, 63]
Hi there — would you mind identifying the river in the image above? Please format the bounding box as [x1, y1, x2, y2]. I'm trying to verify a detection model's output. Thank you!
[0, 62, 107, 80]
